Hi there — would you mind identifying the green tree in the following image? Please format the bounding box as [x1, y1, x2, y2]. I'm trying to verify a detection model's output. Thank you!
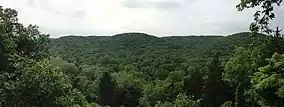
[79, 64, 106, 103]
[183, 65, 205, 100]
[237, 0, 283, 34]
[202, 55, 229, 107]
[99, 72, 118, 107]
[251, 53, 284, 106]
[112, 70, 144, 107]
[140, 81, 169, 107]
[223, 47, 255, 107]
[1, 59, 89, 106]
[0, 6, 49, 75]
[50, 57, 82, 87]
[0, 6, 93, 106]
[154, 93, 200, 107]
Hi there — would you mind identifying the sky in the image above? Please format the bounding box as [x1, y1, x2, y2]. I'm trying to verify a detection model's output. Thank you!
[1, 0, 284, 38]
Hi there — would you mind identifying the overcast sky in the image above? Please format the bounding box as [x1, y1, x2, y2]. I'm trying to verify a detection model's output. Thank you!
[1, 0, 284, 38]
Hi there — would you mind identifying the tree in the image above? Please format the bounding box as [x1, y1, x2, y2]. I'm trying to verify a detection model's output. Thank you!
[0, 6, 49, 74]
[0, 40, 8, 71]
[0, 6, 93, 106]
[1, 59, 89, 106]
[183, 66, 205, 100]
[99, 72, 118, 107]
[154, 93, 200, 107]
[249, 35, 284, 69]
[140, 81, 169, 107]
[78, 64, 107, 103]
[50, 57, 81, 86]
[223, 47, 255, 107]
[112, 70, 143, 107]
[202, 55, 230, 107]
[250, 53, 284, 106]
[237, 0, 283, 34]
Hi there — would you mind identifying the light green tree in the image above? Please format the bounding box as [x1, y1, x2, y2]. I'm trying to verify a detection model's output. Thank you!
[251, 53, 284, 106]
[223, 47, 255, 107]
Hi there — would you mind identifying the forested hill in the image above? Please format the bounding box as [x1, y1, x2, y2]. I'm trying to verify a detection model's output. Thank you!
[3, 2, 284, 106]
[47, 32, 273, 107]
[49, 32, 263, 65]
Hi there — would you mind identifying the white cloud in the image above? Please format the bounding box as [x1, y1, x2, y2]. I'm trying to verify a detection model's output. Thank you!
[0, 0, 283, 37]
[281, 5, 284, 10]
[121, 0, 183, 9]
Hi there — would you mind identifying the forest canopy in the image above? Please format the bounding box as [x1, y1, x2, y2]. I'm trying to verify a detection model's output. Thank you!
[1, 0, 284, 106]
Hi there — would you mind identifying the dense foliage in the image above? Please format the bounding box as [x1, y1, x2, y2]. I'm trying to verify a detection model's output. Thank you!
[48, 31, 284, 107]
[0, 6, 95, 106]
[1, 0, 284, 106]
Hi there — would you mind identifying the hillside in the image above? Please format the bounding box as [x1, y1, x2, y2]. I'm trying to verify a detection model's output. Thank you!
[49, 32, 262, 65]
[47, 32, 273, 106]
[4, 4, 284, 107]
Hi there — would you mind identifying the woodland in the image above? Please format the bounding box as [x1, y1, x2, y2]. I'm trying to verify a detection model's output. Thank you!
[1, 0, 284, 107]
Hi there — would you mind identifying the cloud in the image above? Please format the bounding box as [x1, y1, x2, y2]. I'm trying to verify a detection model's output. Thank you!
[33, 0, 86, 18]
[281, 5, 284, 10]
[27, 0, 34, 6]
[122, 0, 182, 9]
[0, 0, 283, 38]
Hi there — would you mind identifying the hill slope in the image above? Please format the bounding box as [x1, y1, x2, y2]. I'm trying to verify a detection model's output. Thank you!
[49, 32, 264, 67]
[48, 32, 267, 105]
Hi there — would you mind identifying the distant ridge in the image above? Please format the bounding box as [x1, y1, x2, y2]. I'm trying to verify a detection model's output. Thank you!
[49, 32, 266, 65]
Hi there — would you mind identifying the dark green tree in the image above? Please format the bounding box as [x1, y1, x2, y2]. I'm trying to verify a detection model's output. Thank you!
[202, 55, 230, 107]
[99, 72, 118, 107]
[183, 66, 204, 100]
[0, 6, 49, 73]
[121, 86, 141, 107]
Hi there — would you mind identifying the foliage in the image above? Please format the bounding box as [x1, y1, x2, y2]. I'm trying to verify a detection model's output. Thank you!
[251, 53, 284, 106]
[223, 47, 255, 107]
[48, 31, 272, 107]
[224, 47, 254, 87]
[202, 56, 232, 107]
[99, 72, 118, 106]
[237, 0, 283, 34]
[1, 1, 284, 106]
[154, 93, 200, 107]
[0, 6, 91, 106]
[220, 101, 233, 107]
[0, 58, 90, 106]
